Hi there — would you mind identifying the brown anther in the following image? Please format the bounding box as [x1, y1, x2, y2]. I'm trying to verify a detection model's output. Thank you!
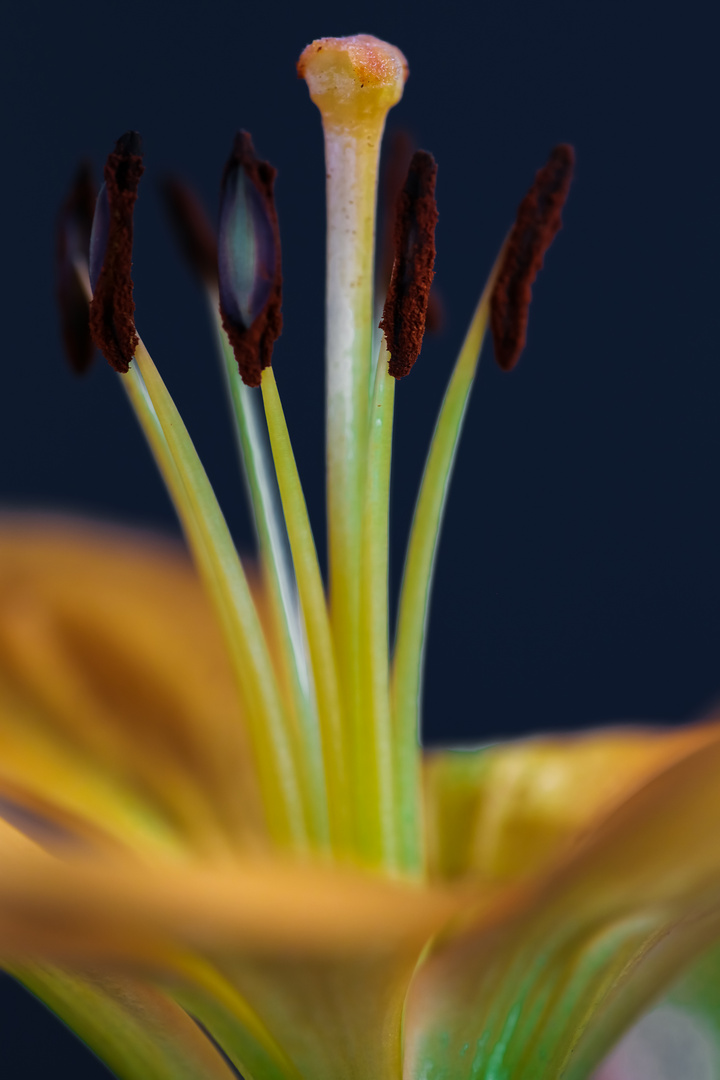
[379, 132, 444, 338]
[378, 130, 415, 297]
[218, 132, 283, 388]
[89, 131, 144, 374]
[56, 162, 97, 374]
[424, 288, 444, 335]
[379, 150, 439, 379]
[159, 177, 218, 287]
[490, 144, 575, 371]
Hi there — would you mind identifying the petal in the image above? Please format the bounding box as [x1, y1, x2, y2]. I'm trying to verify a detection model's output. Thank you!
[592, 1009, 718, 1080]
[177, 950, 420, 1080]
[0, 517, 262, 854]
[406, 730, 720, 1080]
[169, 955, 304, 1080]
[592, 943, 720, 1079]
[6, 962, 238, 1080]
[0, 852, 457, 962]
[663, 940, 720, 1054]
[0, 852, 458, 1080]
[424, 722, 720, 883]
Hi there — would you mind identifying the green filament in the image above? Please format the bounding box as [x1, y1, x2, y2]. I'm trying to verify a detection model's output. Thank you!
[210, 304, 331, 850]
[392, 260, 501, 873]
[261, 368, 351, 855]
[126, 346, 308, 851]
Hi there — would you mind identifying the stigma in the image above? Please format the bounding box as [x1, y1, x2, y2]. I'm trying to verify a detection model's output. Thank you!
[297, 34, 408, 131]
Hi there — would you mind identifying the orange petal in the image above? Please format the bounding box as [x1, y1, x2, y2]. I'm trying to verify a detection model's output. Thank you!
[424, 721, 720, 882]
[0, 850, 458, 961]
[178, 949, 421, 1080]
[0, 849, 458, 1080]
[0, 516, 262, 854]
[406, 729, 720, 1080]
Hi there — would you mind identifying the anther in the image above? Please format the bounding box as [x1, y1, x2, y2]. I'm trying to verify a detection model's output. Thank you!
[88, 131, 145, 374]
[56, 162, 97, 374]
[379, 150, 439, 379]
[159, 177, 218, 288]
[217, 131, 283, 388]
[378, 130, 414, 302]
[378, 131, 443, 336]
[491, 144, 575, 371]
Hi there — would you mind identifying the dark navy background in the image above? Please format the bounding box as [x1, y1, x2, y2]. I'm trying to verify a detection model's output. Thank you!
[2, 0, 719, 1072]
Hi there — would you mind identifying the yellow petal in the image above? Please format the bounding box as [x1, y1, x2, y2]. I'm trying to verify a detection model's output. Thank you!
[6, 962, 239, 1080]
[0, 814, 43, 857]
[0, 849, 458, 961]
[406, 729, 720, 1080]
[0, 849, 459, 1080]
[176, 949, 422, 1080]
[0, 516, 262, 854]
[424, 721, 720, 882]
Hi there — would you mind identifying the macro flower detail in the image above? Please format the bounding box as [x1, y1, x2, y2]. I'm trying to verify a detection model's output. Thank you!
[55, 161, 97, 374]
[88, 130, 144, 374]
[218, 131, 283, 387]
[379, 149, 438, 378]
[2, 29, 720, 1080]
[160, 175, 219, 289]
[490, 143, 575, 371]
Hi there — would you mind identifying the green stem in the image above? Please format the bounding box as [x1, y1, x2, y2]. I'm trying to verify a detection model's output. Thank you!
[392, 260, 501, 873]
[261, 368, 351, 855]
[209, 299, 330, 850]
[128, 344, 308, 851]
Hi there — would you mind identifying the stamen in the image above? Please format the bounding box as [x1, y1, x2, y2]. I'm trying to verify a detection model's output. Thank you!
[218, 132, 282, 389]
[490, 144, 575, 371]
[378, 132, 443, 338]
[88, 131, 145, 374]
[126, 343, 310, 850]
[425, 286, 444, 336]
[380, 150, 439, 379]
[261, 369, 351, 854]
[159, 170, 329, 849]
[392, 244, 507, 875]
[56, 162, 97, 374]
[159, 177, 218, 287]
[377, 129, 414, 302]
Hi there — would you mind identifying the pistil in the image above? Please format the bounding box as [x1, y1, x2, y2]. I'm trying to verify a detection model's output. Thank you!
[298, 35, 407, 863]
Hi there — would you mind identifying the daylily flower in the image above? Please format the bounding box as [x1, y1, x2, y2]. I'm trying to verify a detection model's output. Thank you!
[3, 31, 720, 1080]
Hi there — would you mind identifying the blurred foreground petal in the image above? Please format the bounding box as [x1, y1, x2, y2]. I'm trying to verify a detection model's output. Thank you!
[7, 963, 238, 1080]
[0, 851, 460, 961]
[406, 730, 720, 1079]
[424, 723, 720, 882]
[0, 849, 461, 1080]
[0, 517, 261, 855]
[593, 943, 720, 1079]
